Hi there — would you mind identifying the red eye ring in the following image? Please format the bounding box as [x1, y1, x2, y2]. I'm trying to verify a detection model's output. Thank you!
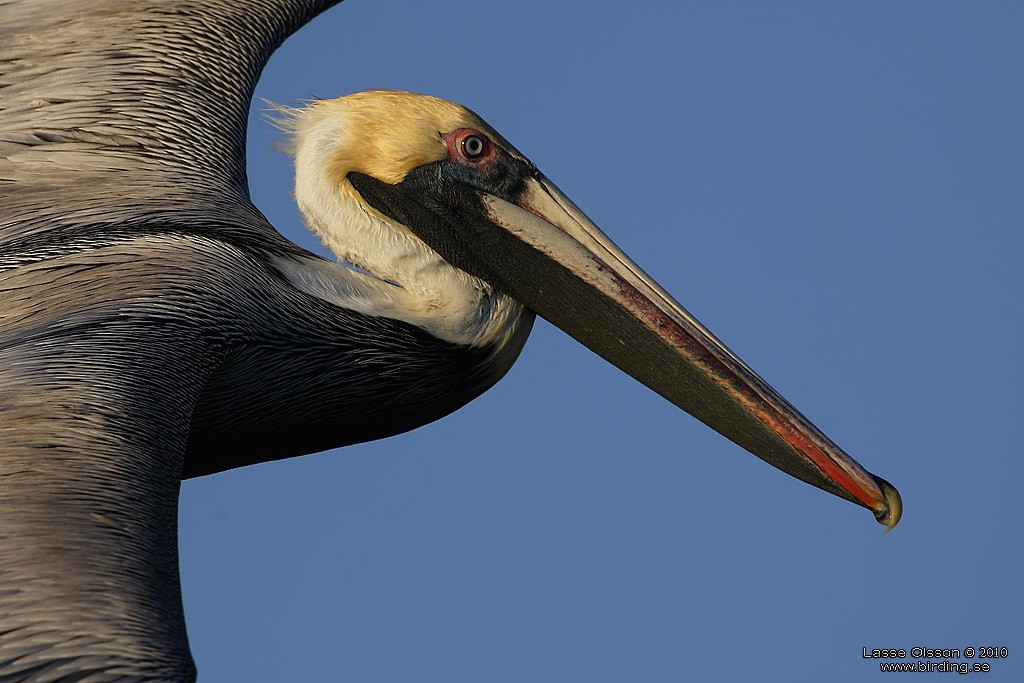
[443, 128, 497, 167]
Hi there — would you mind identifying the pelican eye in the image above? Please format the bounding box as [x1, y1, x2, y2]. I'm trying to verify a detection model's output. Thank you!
[461, 134, 487, 160]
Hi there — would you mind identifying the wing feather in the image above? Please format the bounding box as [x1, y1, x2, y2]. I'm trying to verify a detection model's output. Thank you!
[0, 0, 341, 236]
[0, 2, 343, 678]
[0, 238, 228, 680]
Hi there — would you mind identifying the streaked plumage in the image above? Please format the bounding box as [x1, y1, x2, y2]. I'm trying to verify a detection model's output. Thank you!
[0, 1, 900, 681]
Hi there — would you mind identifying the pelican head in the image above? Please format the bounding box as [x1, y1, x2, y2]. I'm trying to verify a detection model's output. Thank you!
[274, 90, 901, 530]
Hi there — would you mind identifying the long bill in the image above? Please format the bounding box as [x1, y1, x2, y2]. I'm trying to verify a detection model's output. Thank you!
[478, 175, 901, 530]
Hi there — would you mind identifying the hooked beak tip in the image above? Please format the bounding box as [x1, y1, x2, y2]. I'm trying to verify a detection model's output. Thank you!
[871, 476, 902, 533]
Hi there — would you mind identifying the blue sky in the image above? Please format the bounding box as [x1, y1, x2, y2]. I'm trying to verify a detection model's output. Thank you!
[179, 2, 1021, 680]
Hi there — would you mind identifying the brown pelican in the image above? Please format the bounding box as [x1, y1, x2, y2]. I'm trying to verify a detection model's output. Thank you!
[0, 0, 901, 680]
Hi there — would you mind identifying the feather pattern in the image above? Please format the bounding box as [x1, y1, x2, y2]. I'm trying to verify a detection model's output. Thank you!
[0, 2, 533, 680]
